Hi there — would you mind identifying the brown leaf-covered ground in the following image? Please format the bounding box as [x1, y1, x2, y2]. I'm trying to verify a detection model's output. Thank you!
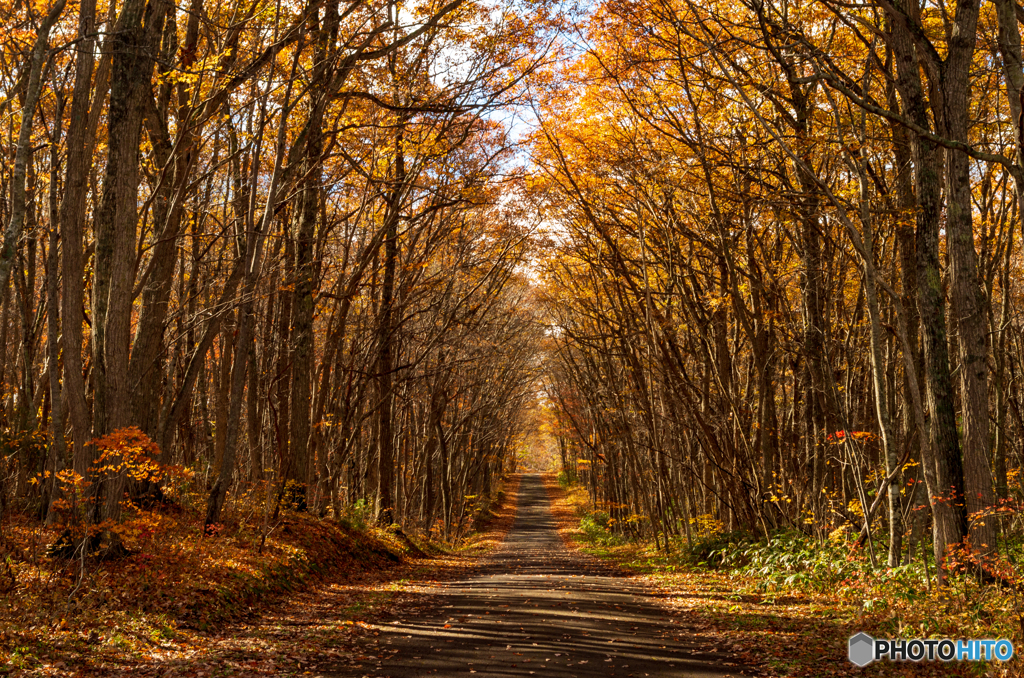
[2, 476, 521, 676]
[13, 472, 1009, 678]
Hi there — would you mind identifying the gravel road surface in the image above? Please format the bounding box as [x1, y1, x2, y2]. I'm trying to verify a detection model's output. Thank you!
[330, 474, 752, 677]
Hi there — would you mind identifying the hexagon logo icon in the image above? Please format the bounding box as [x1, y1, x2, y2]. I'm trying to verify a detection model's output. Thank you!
[849, 632, 875, 667]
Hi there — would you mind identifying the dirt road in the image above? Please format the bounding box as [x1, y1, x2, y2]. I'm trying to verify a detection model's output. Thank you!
[330, 474, 752, 677]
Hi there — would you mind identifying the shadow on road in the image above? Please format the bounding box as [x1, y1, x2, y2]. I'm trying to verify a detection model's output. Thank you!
[331, 474, 752, 677]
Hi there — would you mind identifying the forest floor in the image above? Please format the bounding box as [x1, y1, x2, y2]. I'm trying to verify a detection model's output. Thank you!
[324, 473, 749, 678]
[545, 479, 1018, 678]
[9, 473, 1012, 677]
[4, 472, 761, 677]
[0, 475, 521, 677]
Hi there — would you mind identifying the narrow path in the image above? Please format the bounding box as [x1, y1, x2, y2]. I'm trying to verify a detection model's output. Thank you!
[330, 474, 751, 677]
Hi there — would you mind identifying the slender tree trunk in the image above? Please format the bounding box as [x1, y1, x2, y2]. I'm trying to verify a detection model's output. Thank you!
[61, 0, 99, 478]
[855, 153, 901, 566]
[992, 0, 1024, 505]
[887, 4, 968, 582]
[286, 132, 321, 507]
[935, 0, 997, 558]
[375, 118, 405, 526]
[44, 106, 65, 522]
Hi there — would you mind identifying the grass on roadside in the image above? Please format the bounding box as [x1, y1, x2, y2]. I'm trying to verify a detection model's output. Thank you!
[547, 476, 1020, 678]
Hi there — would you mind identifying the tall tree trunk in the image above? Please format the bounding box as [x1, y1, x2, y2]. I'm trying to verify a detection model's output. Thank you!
[854, 153, 901, 566]
[375, 183, 401, 526]
[992, 0, 1024, 508]
[60, 0, 99, 479]
[286, 145, 319, 507]
[886, 4, 968, 582]
[94, 0, 170, 520]
[286, 0, 336, 508]
[934, 0, 997, 558]
[44, 99, 65, 523]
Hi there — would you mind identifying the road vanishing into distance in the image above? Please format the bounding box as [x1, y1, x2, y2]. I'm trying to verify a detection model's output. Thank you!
[331, 475, 752, 677]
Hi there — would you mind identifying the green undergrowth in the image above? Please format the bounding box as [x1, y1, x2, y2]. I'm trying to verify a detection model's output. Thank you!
[579, 510, 627, 547]
[559, 482, 1021, 676]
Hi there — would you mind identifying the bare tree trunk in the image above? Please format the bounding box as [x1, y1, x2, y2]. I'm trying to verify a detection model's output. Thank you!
[992, 0, 1024, 509]
[216, 321, 236, 473]
[934, 0, 997, 558]
[206, 300, 254, 529]
[287, 0, 336, 508]
[886, 3, 968, 582]
[375, 114, 405, 526]
[854, 153, 901, 566]
[375, 222, 398, 525]
[94, 0, 171, 520]
[44, 98, 66, 523]
[60, 0, 98, 479]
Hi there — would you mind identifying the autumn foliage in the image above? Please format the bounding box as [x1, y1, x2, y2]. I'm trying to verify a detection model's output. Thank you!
[2, 0, 1024, 671]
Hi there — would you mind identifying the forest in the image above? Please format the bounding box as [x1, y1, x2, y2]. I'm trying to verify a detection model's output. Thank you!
[0, 0, 1023, 671]
[536, 0, 1019, 580]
